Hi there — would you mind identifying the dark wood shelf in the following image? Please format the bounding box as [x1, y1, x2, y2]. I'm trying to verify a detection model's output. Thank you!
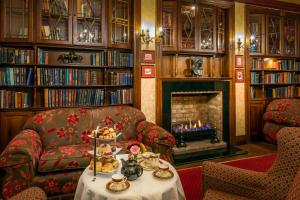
[0, 63, 35, 66]
[160, 77, 232, 82]
[36, 64, 133, 69]
[35, 85, 133, 88]
[0, 85, 34, 88]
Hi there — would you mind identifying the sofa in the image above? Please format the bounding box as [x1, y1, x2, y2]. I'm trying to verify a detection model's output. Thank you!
[202, 127, 300, 200]
[0, 106, 175, 199]
[263, 98, 300, 143]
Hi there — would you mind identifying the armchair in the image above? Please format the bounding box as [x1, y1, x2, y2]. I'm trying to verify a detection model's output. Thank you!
[0, 106, 175, 199]
[203, 127, 300, 200]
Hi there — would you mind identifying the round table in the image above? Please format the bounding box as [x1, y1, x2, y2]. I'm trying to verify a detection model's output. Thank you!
[74, 154, 186, 200]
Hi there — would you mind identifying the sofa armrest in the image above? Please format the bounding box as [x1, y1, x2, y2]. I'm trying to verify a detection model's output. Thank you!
[202, 161, 268, 199]
[136, 121, 176, 162]
[0, 129, 42, 199]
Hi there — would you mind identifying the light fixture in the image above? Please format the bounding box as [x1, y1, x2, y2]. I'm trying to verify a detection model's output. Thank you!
[140, 28, 154, 47]
[157, 26, 163, 39]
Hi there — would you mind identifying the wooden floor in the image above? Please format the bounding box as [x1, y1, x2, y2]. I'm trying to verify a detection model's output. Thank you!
[175, 141, 277, 170]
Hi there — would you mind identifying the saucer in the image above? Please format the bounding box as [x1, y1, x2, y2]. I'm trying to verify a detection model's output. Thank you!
[106, 180, 130, 192]
[153, 169, 174, 179]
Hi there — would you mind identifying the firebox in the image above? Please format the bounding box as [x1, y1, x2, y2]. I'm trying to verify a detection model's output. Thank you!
[171, 91, 222, 147]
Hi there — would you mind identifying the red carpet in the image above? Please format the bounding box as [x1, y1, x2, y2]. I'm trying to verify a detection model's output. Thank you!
[177, 154, 277, 200]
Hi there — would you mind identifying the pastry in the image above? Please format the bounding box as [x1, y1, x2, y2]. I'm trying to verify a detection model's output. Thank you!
[94, 126, 117, 139]
[102, 163, 114, 173]
[89, 157, 119, 173]
[97, 144, 113, 156]
[89, 159, 103, 172]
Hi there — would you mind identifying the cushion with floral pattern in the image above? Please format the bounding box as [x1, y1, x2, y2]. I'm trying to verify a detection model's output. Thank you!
[38, 144, 92, 173]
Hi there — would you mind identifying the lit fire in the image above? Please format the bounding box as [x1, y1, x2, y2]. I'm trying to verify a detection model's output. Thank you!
[173, 119, 212, 134]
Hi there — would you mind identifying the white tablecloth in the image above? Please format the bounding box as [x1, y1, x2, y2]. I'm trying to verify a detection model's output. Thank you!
[74, 154, 186, 200]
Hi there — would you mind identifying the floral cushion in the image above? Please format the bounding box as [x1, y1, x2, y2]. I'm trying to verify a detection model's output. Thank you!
[38, 144, 92, 173]
[91, 106, 146, 141]
[9, 187, 47, 200]
[33, 170, 82, 196]
[24, 108, 94, 150]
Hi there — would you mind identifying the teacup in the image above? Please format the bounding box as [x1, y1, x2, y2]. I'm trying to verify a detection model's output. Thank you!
[142, 152, 160, 168]
[112, 173, 127, 183]
[158, 163, 169, 171]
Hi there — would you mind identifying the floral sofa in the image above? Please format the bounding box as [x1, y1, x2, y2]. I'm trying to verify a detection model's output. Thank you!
[0, 106, 175, 199]
[263, 98, 300, 143]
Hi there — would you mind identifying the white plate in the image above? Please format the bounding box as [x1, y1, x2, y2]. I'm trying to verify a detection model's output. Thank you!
[88, 132, 122, 141]
[88, 147, 122, 157]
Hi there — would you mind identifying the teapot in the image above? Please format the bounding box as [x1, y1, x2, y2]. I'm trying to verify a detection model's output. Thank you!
[120, 158, 143, 181]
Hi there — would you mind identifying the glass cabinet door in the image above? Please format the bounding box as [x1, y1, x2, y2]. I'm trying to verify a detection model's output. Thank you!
[162, 1, 177, 51]
[109, 0, 130, 48]
[37, 0, 72, 44]
[1, 0, 33, 42]
[248, 14, 265, 55]
[74, 0, 106, 46]
[199, 6, 216, 52]
[217, 8, 225, 53]
[266, 15, 281, 55]
[179, 4, 197, 51]
[283, 16, 296, 56]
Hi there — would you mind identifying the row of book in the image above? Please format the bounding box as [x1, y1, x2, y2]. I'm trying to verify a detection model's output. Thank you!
[0, 68, 34, 86]
[0, 90, 31, 109]
[266, 86, 296, 98]
[252, 58, 300, 71]
[107, 50, 134, 67]
[37, 68, 103, 86]
[90, 51, 107, 66]
[108, 72, 133, 86]
[264, 72, 295, 84]
[0, 48, 34, 64]
[109, 88, 133, 105]
[44, 88, 104, 107]
[251, 72, 263, 84]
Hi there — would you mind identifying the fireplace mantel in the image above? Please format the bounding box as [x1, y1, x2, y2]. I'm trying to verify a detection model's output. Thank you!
[160, 77, 232, 82]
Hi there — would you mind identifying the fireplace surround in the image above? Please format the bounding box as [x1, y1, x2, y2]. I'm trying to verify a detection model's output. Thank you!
[162, 80, 231, 163]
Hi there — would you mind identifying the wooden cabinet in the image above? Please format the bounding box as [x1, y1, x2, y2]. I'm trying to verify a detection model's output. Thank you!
[217, 8, 226, 53]
[178, 3, 197, 51]
[0, 112, 33, 152]
[37, 0, 73, 44]
[198, 5, 216, 52]
[248, 14, 265, 55]
[73, 0, 106, 46]
[0, 0, 33, 42]
[266, 15, 282, 56]
[283, 14, 297, 57]
[248, 101, 265, 138]
[162, 1, 177, 51]
[108, 0, 131, 49]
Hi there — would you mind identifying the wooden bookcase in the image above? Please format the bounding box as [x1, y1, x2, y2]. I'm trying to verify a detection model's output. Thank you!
[0, 0, 134, 152]
[160, 1, 228, 79]
[246, 6, 300, 139]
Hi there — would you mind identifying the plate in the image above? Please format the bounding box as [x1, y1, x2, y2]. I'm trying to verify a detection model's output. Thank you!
[88, 147, 122, 157]
[138, 160, 155, 171]
[88, 132, 122, 141]
[153, 169, 174, 179]
[106, 180, 130, 193]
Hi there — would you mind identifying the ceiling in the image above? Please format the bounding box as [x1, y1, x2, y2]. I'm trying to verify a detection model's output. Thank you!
[278, 0, 300, 5]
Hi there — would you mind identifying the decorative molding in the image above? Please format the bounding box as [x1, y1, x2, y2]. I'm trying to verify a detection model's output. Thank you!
[235, 0, 300, 12]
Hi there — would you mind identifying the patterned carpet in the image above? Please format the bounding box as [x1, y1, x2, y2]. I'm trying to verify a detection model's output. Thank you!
[177, 154, 277, 200]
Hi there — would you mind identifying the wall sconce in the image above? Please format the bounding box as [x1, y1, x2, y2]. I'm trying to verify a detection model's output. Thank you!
[157, 27, 163, 39]
[237, 38, 245, 52]
[141, 29, 154, 46]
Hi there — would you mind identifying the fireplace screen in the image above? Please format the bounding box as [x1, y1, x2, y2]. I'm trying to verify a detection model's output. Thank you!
[171, 91, 223, 147]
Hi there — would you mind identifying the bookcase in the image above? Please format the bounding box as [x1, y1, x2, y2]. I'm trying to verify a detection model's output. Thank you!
[246, 6, 300, 138]
[0, 0, 134, 152]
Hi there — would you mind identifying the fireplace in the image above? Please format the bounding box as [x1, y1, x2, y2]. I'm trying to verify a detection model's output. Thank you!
[162, 80, 231, 163]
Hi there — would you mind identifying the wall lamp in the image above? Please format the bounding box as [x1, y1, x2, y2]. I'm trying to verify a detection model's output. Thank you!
[140, 27, 163, 47]
[237, 38, 245, 52]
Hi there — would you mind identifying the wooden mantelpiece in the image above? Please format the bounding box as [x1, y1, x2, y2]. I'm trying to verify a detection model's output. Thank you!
[160, 77, 232, 82]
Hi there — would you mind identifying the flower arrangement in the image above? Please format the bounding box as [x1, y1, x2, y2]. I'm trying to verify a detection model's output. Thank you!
[129, 145, 141, 160]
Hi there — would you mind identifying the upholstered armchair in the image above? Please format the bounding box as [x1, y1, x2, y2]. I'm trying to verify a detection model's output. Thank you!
[0, 106, 175, 199]
[263, 98, 300, 143]
[202, 127, 300, 200]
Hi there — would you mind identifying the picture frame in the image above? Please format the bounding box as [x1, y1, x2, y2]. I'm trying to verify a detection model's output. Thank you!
[235, 69, 244, 83]
[142, 50, 155, 63]
[141, 65, 155, 78]
[235, 55, 244, 68]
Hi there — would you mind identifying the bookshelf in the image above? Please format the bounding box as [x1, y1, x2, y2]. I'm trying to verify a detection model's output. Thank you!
[246, 6, 300, 139]
[0, 0, 135, 151]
